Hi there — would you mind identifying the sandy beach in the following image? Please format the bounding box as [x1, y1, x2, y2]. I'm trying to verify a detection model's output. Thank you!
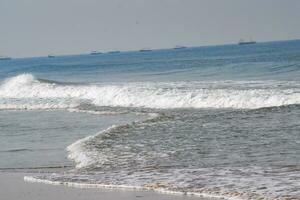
[0, 172, 208, 200]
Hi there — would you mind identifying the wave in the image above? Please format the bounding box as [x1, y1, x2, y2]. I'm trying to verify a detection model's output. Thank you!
[6, 74, 297, 200]
[67, 111, 163, 169]
[0, 74, 300, 110]
[0, 148, 32, 153]
[24, 164, 300, 200]
[0, 165, 71, 171]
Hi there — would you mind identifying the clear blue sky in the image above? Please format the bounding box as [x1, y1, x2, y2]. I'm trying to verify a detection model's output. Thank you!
[1, 0, 300, 57]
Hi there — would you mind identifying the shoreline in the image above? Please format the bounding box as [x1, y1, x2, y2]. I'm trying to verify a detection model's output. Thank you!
[0, 171, 212, 200]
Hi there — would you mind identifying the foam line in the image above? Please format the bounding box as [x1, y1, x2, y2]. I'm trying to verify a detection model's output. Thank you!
[24, 176, 240, 200]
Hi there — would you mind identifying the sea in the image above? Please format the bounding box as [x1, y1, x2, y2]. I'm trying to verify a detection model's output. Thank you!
[0, 40, 299, 200]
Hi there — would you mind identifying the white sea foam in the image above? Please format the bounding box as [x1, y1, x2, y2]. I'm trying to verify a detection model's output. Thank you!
[1, 74, 300, 110]
[24, 164, 300, 200]
[12, 73, 299, 200]
[67, 108, 126, 115]
[66, 125, 119, 169]
[24, 175, 239, 200]
[67, 111, 162, 169]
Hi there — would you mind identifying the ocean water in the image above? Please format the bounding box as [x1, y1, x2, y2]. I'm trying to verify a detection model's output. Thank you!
[0, 40, 300, 199]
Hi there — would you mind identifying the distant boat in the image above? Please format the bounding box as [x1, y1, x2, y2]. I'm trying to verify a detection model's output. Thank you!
[139, 48, 152, 52]
[174, 45, 187, 49]
[108, 51, 120, 54]
[48, 54, 55, 58]
[238, 39, 256, 45]
[90, 51, 102, 55]
[0, 56, 11, 60]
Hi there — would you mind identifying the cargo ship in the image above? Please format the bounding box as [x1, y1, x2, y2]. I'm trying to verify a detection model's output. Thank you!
[139, 48, 152, 52]
[238, 39, 256, 45]
[90, 51, 102, 55]
[0, 56, 11, 60]
[173, 45, 187, 49]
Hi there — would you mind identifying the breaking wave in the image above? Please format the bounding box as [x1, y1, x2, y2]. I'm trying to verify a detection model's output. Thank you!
[0, 74, 300, 110]
[67, 111, 163, 169]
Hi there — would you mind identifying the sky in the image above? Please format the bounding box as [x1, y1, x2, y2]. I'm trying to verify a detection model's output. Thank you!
[0, 0, 300, 57]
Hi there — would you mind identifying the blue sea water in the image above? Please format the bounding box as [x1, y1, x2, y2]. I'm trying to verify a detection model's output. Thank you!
[0, 40, 300, 199]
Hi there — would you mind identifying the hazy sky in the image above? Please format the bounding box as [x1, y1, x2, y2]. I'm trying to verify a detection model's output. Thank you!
[1, 0, 300, 57]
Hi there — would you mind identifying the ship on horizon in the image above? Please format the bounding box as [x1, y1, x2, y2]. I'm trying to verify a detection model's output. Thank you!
[107, 51, 120, 54]
[139, 48, 152, 52]
[48, 54, 55, 58]
[90, 51, 102, 55]
[173, 45, 187, 49]
[0, 56, 11, 60]
[238, 39, 257, 45]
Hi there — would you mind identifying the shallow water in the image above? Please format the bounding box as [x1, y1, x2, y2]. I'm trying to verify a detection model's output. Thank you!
[0, 40, 300, 199]
[0, 110, 139, 169]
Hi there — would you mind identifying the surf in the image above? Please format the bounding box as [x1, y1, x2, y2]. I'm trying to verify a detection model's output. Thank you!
[0, 74, 300, 110]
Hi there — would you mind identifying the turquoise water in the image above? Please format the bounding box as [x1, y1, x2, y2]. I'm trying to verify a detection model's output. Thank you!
[0, 40, 300, 199]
